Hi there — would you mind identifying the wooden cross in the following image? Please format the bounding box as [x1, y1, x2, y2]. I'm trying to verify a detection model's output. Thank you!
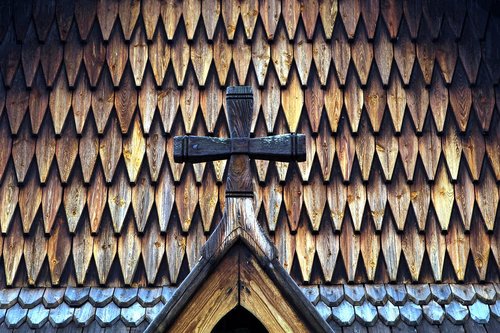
[174, 86, 306, 198]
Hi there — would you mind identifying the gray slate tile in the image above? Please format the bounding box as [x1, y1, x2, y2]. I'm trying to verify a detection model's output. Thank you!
[18, 288, 44, 309]
[400, 302, 423, 325]
[300, 285, 320, 305]
[161, 286, 176, 304]
[365, 284, 387, 305]
[74, 302, 95, 327]
[42, 288, 65, 308]
[445, 300, 469, 324]
[473, 284, 496, 304]
[331, 300, 355, 326]
[484, 317, 500, 333]
[378, 301, 400, 326]
[121, 302, 145, 327]
[319, 285, 344, 306]
[355, 301, 377, 326]
[440, 319, 465, 333]
[0, 308, 5, 324]
[27, 304, 49, 328]
[490, 300, 500, 320]
[145, 302, 164, 323]
[430, 284, 452, 304]
[468, 301, 490, 324]
[0, 289, 20, 309]
[463, 319, 487, 333]
[386, 284, 407, 305]
[113, 288, 138, 307]
[137, 288, 162, 307]
[49, 302, 74, 328]
[89, 288, 114, 307]
[422, 300, 445, 324]
[315, 301, 331, 321]
[64, 287, 90, 307]
[450, 284, 476, 305]
[344, 285, 365, 305]
[95, 302, 121, 327]
[406, 285, 431, 305]
[368, 321, 391, 333]
[344, 321, 368, 333]
[5, 303, 27, 328]
[393, 320, 417, 332]
[416, 320, 440, 333]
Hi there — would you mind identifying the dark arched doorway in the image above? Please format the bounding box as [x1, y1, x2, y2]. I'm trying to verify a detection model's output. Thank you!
[212, 306, 269, 333]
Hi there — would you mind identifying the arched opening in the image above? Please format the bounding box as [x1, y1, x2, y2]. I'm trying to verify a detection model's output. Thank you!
[212, 306, 269, 333]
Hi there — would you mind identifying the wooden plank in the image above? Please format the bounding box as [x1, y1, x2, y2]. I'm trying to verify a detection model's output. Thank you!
[129, 23, 148, 86]
[87, 164, 107, 234]
[55, 119, 78, 184]
[331, 19, 351, 86]
[93, 217, 117, 284]
[83, 24, 106, 87]
[168, 251, 238, 332]
[431, 162, 454, 231]
[401, 216, 425, 281]
[340, 214, 360, 282]
[360, 215, 380, 282]
[3, 214, 24, 285]
[240, 248, 312, 332]
[63, 172, 86, 233]
[367, 167, 387, 231]
[118, 0, 140, 41]
[0, 166, 18, 234]
[141, 215, 165, 284]
[118, 218, 141, 285]
[123, 114, 146, 183]
[446, 218, 469, 281]
[41, 166, 62, 234]
[108, 167, 132, 233]
[23, 219, 47, 285]
[12, 119, 35, 184]
[28, 71, 49, 135]
[106, 24, 128, 87]
[73, 215, 93, 285]
[410, 165, 430, 232]
[131, 167, 154, 233]
[47, 216, 71, 285]
[260, 0, 281, 39]
[376, 116, 398, 181]
[18, 172, 42, 234]
[91, 67, 114, 134]
[399, 115, 418, 181]
[381, 214, 401, 281]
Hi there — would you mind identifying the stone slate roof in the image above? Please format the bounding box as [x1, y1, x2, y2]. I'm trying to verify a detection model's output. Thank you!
[0, 285, 499, 332]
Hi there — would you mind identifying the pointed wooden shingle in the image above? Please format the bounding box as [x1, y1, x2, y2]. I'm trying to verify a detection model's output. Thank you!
[39, 24, 63, 85]
[347, 165, 366, 232]
[344, 68, 363, 134]
[272, 24, 293, 86]
[6, 69, 29, 135]
[232, 26, 251, 85]
[376, 116, 398, 181]
[381, 215, 401, 281]
[73, 216, 93, 285]
[469, 210, 490, 281]
[0, 26, 21, 88]
[340, 214, 360, 282]
[260, 0, 281, 39]
[55, 0, 74, 41]
[339, 0, 360, 40]
[327, 169, 347, 232]
[0, 166, 18, 234]
[148, 24, 170, 87]
[475, 164, 498, 232]
[304, 169, 327, 232]
[75, 0, 97, 40]
[454, 164, 474, 231]
[91, 67, 114, 134]
[12, 119, 35, 184]
[241, 0, 258, 40]
[387, 67, 406, 133]
[281, 68, 303, 132]
[415, 21, 435, 86]
[142, 216, 165, 284]
[367, 167, 387, 231]
[175, 166, 197, 233]
[296, 219, 315, 283]
[316, 118, 335, 181]
[115, 67, 138, 133]
[87, 164, 107, 234]
[331, 19, 351, 86]
[93, 217, 117, 284]
[446, 217, 469, 282]
[23, 219, 47, 286]
[129, 23, 148, 86]
[132, 167, 154, 233]
[72, 71, 92, 135]
[142, 0, 160, 41]
[261, 70, 280, 133]
[155, 164, 174, 232]
[297, 119, 316, 182]
[123, 114, 146, 183]
[401, 216, 425, 281]
[20, 24, 41, 89]
[410, 164, 430, 231]
[106, 24, 128, 88]
[198, 167, 218, 232]
[165, 218, 186, 284]
[316, 218, 339, 283]
[360, 215, 380, 281]
[179, 72, 199, 134]
[29, 71, 49, 135]
[406, 66, 429, 133]
[461, 119, 484, 182]
[83, 24, 106, 87]
[355, 113, 374, 182]
[118, 0, 140, 41]
[472, 64, 495, 133]
[429, 67, 448, 133]
[182, 0, 201, 41]
[63, 172, 87, 233]
[99, 117, 122, 178]
[201, 0, 220, 41]
[393, 21, 414, 86]
[212, 27, 232, 87]
[171, 24, 190, 86]
[373, 21, 393, 87]
[160, 0, 181, 40]
[387, 166, 410, 231]
[19, 168, 42, 234]
[458, 18, 481, 85]
[418, 116, 441, 181]
[435, 20, 457, 85]
[399, 115, 418, 181]
[49, 67, 72, 135]
[41, 166, 62, 234]
[485, 116, 500, 181]
[118, 218, 141, 285]
[108, 166, 132, 233]
[96, 0, 118, 41]
[336, 117, 355, 182]
[449, 62, 472, 133]
[35, 117, 56, 184]
[3, 214, 24, 286]
[441, 118, 461, 181]
[221, 0, 240, 41]
[55, 119, 79, 184]
[47, 216, 71, 285]
[351, 21, 373, 87]
[381, 0, 403, 40]
[79, 121, 99, 184]
[431, 162, 454, 231]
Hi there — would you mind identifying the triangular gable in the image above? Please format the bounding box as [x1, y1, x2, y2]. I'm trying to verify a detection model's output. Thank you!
[145, 197, 332, 332]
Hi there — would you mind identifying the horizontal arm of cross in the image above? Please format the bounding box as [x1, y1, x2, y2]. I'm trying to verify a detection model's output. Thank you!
[174, 134, 306, 163]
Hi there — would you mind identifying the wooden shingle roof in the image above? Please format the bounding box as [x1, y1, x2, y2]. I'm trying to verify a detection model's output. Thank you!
[0, 0, 499, 290]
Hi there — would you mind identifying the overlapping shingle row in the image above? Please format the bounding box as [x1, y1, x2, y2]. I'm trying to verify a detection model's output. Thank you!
[0, 0, 498, 287]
